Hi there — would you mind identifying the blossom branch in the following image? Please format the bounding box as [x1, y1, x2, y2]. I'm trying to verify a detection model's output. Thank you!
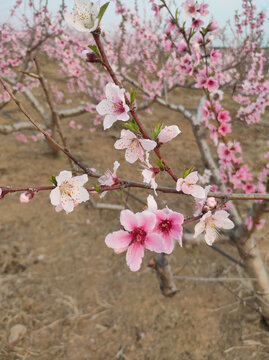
[92, 30, 178, 182]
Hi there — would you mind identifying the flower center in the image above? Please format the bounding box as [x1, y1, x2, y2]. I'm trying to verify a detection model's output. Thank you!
[159, 219, 172, 233]
[59, 181, 74, 197]
[131, 228, 147, 244]
[113, 100, 125, 114]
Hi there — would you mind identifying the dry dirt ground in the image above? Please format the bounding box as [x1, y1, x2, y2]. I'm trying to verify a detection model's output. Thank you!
[0, 71, 269, 359]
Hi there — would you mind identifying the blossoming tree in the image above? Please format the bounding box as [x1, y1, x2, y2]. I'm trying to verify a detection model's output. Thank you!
[0, 0, 269, 323]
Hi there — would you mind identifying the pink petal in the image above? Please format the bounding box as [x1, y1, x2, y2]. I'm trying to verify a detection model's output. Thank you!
[78, 187, 90, 203]
[185, 171, 199, 184]
[105, 230, 132, 250]
[126, 242, 144, 271]
[56, 170, 72, 185]
[147, 195, 158, 212]
[103, 114, 118, 130]
[96, 99, 114, 116]
[50, 187, 61, 206]
[176, 178, 183, 191]
[120, 209, 138, 231]
[145, 233, 165, 253]
[114, 137, 131, 150]
[125, 146, 139, 163]
[194, 219, 205, 238]
[137, 211, 156, 231]
[205, 225, 217, 246]
[139, 139, 157, 151]
[163, 236, 175, 254]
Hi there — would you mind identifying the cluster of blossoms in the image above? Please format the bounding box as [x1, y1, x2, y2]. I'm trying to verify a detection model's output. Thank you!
[5, 0, 269, 275]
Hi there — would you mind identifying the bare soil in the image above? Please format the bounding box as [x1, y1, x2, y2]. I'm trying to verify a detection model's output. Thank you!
[1, 72, 269, 359]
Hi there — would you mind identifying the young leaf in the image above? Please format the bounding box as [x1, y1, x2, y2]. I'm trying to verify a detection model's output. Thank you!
[94, 184, 103, 193]
[183, 167, 195, 179]
[122, 119, 140, 134]
[87, 45, 101, 59]
[48, 175, 57, 185]
[153, 122, 163, 141]
[154, 159, 165, 169]
[130, 89, 137, 105]
[97, 2, 110, 24]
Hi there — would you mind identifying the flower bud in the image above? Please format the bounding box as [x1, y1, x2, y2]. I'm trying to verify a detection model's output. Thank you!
[206, 197, 217, 208]
[20, 190, 34, 203]
[81, 50, 100, 63]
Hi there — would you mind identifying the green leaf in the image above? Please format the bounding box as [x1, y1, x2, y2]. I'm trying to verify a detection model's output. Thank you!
[183, 167, 195, 179]
[94, 184, 103, 193]
[154, 159, 165, 169]
[121, 119, 140, 134]
[153, 122, 164, 141]
[87, 45, 101, 58]
[97, 2, 110, 24]
[48, 175, 57, 185]
[130, 89, 137, 105]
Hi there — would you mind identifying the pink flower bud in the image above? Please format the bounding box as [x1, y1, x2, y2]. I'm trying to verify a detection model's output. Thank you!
[206, 197, 217, 208]
[20, 190, 34, 203]
[157, 125, 181, 144]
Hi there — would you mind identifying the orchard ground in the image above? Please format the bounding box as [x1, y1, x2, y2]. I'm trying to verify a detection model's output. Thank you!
[0, 58, 269, 360]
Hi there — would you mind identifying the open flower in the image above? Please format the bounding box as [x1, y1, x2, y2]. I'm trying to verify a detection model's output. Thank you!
[96, 83, 130, 130]
[157, 125, 181, 144]
[50, 171, 89, 214]
[114, 130, 157, 163]
[176, 171, 205, 199]
[98, 161, 120, 198]
[105, 209, 164, 271]
[194, 210, 234, 246]
[65, 0, 100, 33]
[147, 196, 184, 254]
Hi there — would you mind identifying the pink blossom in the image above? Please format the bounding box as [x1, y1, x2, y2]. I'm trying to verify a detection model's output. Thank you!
[98, 161, 120, 198]
[218, 122, 232, 136]
[146, 196, 184, 253]
[210, 49, 221, 63]
[96, 83, 130, 130]
[243, 183, 256, 194]
[157, 125, 181, 144]
[65, 0, 100, 33]
[176, 171, 205, 199]
[198, 2, 209, 16]
[20, 190, 34, 203]
[205, 77, 218, 92]
[193, 185, 211, 216]
[256, 219, 265, 230]
[208, 20, 218, 31]
[194, 210, 234, 245]
[182, 0, 199, 18]
[217, 111, 230, 123]
[177, 41, 187, 53]
[50, 171, 89, 214]
[191, 19, 204, 29]
[114, 130, 156, 163]
[105, 209, 164, 271]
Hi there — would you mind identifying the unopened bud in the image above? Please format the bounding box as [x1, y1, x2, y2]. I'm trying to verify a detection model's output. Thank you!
[206, 197, 217, 208]
[20, 190, 34, 203]
[81, 50, 100, 63]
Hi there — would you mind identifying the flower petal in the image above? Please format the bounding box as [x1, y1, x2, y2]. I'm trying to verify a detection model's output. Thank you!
[50, 187, 61, 206]
[194, 219, 205, 237]
[137, 211, 156, 231]
[105, 230, 132, 250]
[103, 114, 118, 130]
[139, 139, 157, 151]
[145, 233, 164, 253]
[56, 170, 72, 185]
[120, 209, 138, 231]
[126, 242, 144, 271]
[78, 187, 90, 203]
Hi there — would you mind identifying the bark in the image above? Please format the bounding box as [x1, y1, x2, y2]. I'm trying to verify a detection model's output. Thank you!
[151, 253, 178, 297]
